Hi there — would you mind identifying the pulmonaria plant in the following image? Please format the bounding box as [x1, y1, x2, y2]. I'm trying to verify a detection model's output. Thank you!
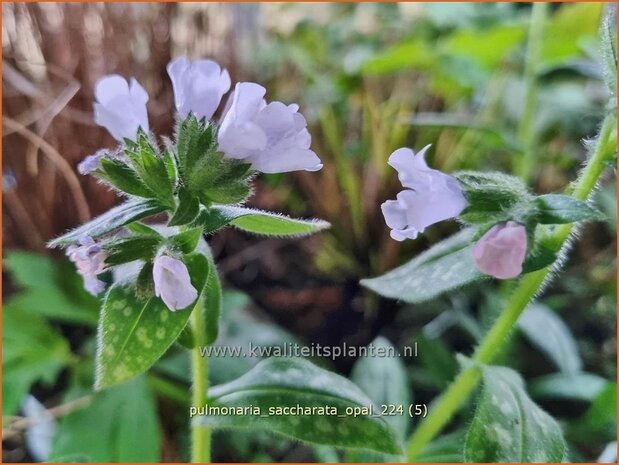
[47, 55, 412, 462]
[48, 56, 412, 464]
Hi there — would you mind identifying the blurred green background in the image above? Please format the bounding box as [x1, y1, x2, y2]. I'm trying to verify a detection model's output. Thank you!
[2, 2, 616, 462]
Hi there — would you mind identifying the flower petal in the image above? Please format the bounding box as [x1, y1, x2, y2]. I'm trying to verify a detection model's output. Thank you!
[473, 221, 528, 279]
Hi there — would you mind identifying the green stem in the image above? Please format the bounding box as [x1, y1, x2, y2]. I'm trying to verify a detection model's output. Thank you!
[191, 298, 211, 463]
[406, 113, 616, 461]
[517, 2, 549, 183]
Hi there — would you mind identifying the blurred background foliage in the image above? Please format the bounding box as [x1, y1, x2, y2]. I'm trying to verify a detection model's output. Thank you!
[2, 2, 616, 462]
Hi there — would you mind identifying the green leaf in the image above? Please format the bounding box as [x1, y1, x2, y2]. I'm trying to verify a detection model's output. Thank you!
[348, 337, 410, 462]
[50, 376, 160, 462]
[48, 199, 165, 248]
[416, 333, 458, 388]
[540, 3, 603, 66]
[3, 251, 58, 290]
[351, 337, 411, 438]
[135, 262, 154, 299]
[163, 149, 179, 186]
[416, 429, 467, 463]
[361, 40, 436, 75]
[203, 254, 222, 345]
[7, 288, 98, 326]
[464, 365, 567, 462]
[168, 187, 200, 227]
[534, 194, 605, 224]
[518, 303, 582, 374]
[175, 114, 215, 176]
[98, 158, 153, 198]
[200, 205, 331, 236]
[170, 227, 203, 254]
[95, 283, 194, 389]
[579, 382, 616, 438]
[521, 242, 558, 273]
[103, 236, 161, 266]
[197, 172, 253, 205]
[125, 133, 174, 207]
[126, 222, 163, 238]
[361, 229, 485, 303]
[177, 324, 196, 349]
[443, 25, 525, 70]
[3, 307, 71, 416]
[529, 373, 608, 401]
[185, 251, 221, 345]
[203, 357, 402, 454]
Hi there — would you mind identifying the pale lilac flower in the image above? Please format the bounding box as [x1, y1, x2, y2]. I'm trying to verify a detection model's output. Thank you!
[473, 221, 528, 280]
[93, 75, 149, 142]
[381, 146, 467, 241]
[67, 236, 106, 295]
[153, 255, 198, 311]
[218, 82, 322, 173]
[77, 149, 106, 175]
[167, 57, 231, 120]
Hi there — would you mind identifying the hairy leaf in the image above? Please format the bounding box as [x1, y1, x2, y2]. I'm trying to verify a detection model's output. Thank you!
[98, 158, 153, 198]
[95, 283, 195, 389]
[168, 187, 200, 227]
[464, 365, 567, 462]
[203, 358, 402, 454]
[534, 194, 605, 224]
[103, 236, 161, 266]
[48, 199, 165, 248]
[361, 229, 484, 303]
[200, 205, 330, 236]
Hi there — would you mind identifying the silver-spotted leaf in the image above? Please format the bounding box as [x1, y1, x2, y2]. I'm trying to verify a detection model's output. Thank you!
[361, 229, 484, 303]
[95, 283, 193, 389]
[202, 357, 402, 454]
[464, 365, 567, 462]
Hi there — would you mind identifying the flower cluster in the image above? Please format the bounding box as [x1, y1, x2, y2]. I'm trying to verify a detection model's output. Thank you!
[381, 146, 528, 280]
[92, 58, 321, 173]
[70, 56, 323, 310]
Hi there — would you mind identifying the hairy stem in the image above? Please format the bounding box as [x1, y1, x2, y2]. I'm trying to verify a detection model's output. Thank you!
[406, 113, 616, 461]
[191, 298, 211, 463]
[517, 2, 549, 183]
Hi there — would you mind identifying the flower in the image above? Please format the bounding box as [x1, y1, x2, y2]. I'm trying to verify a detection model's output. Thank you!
[153, 255, 198, 311]
[77, 149, 106, 175]
[217, 82, 322, 173]
[167, 57, 231, 120]
[472, 221, 528, 279]
[381, 146, 467, 241]
[93, 75, 149, 142]
[66, 236, 106, 295]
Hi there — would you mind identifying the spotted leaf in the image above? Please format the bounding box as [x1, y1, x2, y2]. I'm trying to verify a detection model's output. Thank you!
[464, 365, 567, 462]
[95, 283, 193, 389]
[201, 357, 402, 454]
